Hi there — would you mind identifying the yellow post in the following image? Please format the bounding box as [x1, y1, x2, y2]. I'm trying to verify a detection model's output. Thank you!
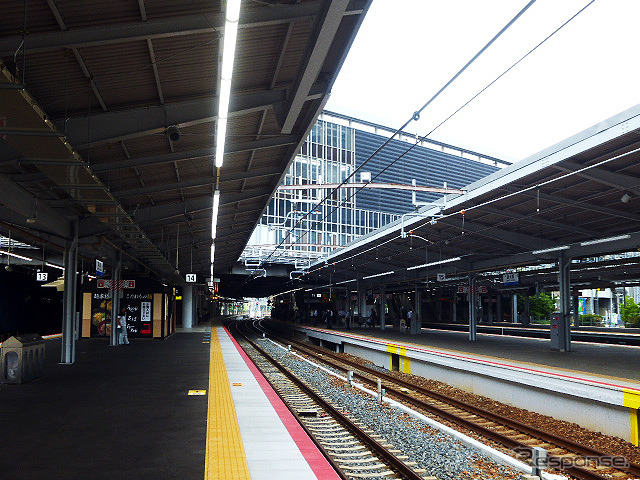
[624, 389, 640, 446]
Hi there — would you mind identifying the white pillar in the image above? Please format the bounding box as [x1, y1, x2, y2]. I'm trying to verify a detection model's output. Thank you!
[182, 285, 194, 328]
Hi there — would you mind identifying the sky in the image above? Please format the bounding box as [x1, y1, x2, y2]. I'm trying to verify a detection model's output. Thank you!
[325, 0, 640, 163]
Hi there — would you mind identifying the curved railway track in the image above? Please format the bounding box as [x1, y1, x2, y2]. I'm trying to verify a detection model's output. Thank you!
[230, 321, 431, 480]
[256, 320, 640, 480]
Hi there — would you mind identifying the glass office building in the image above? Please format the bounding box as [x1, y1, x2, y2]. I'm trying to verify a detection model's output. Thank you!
[242, 112, 506, 266]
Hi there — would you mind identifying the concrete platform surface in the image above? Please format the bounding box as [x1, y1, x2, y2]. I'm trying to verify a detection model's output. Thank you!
[0, 333, 210, 480]
[292, 321, 640, 382]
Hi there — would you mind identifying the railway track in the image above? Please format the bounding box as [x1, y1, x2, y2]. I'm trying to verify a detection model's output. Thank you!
[230, 322, 431, 480]
[256, 321, 640, 480]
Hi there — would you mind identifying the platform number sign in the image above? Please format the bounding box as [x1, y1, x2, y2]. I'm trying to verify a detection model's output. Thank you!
[36, 271, 48, 282]
[186, 273, 197, 283]
[96, 259, 104, 276]
[436, 273, 446, 282]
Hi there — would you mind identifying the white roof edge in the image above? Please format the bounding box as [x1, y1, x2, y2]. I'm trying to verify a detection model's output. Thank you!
[312, 103, 640, 268]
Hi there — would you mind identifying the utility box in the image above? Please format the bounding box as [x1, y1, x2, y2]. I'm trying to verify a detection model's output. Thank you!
[1, 334, 45, 384]
[550, 314, 560, 350]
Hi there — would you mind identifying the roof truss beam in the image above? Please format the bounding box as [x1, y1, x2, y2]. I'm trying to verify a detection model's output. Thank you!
[0, 2, 367, 57]
[279, 0, 349, 133]
[436, 217, 558, 252]
[554, 159, 640, 194]
[59, 86, 325, 149]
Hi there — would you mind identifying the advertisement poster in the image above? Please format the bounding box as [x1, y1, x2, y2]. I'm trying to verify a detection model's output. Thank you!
[90, 292, 154, 338]
[90, 292, 113, 337]
[122, 294, 154, 337]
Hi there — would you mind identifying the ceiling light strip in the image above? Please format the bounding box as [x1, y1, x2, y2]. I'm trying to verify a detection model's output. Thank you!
[215, 0, 241, 169]
[406, 256, 461, 270]
[580, 234, 631, 246]
[335, 278, 356, 285]
[531, 245, 570, 255]
[362, 270, 394, 280]
[0, 249, 33, 261]
[45, 262, 65, 270]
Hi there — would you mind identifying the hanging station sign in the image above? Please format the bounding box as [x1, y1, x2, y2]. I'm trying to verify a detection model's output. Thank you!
[436, 273, 446, 282]
[96, 259, 104, 276]
[503, 273, 519, 286]
[186, 273, 197, 283]
[36, 271, 48, 282]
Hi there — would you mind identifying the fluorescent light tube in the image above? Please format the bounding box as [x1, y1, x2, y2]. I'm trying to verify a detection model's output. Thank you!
[215, 1, 241, 169]
[531, 245, 570, 254]
[211, 190, 220, 239]
[580, 234, 631, 246]
[407, 256, 461, 270]
[221, 27, 239, 81]
[215, 117, 227, 168]
[217, 78, 232, 120]
[335, 279, 356, 285]
[0, 249, 33, 261]
[225, 0, 241, 22]
[362, 271, 394, 280]
[46, 262, 65, 270]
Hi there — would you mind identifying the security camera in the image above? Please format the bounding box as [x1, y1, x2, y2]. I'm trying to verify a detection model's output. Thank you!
[166, 125, 181, 142]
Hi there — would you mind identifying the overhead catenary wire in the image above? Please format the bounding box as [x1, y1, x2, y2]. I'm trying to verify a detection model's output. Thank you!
[272, 0, 596, 272]
[257, 0, 538, 271]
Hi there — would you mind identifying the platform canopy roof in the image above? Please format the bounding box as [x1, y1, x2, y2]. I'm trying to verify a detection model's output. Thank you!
[0, 0, 371, 291]
[294, 104, 640, 295]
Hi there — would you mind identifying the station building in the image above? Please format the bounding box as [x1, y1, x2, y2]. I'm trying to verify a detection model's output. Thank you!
[243, 111, 507, 266]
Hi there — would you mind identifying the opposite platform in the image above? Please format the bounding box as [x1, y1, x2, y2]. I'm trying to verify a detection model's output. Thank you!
[267, 319, 640, 445]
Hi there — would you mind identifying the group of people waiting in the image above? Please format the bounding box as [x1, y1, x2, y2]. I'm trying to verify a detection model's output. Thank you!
[309, 308, 353, 329]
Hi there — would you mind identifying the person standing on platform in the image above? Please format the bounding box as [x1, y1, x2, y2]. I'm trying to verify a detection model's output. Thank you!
[407, 309, 413, 331]
[117, 307, 130, 345]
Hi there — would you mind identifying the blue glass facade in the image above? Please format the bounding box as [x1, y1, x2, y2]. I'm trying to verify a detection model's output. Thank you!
[242, 112, 504, 265]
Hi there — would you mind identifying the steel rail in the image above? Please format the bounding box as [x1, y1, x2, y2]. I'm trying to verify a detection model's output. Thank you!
[231, 321, 425, 480]
[259, 323, 639, 480]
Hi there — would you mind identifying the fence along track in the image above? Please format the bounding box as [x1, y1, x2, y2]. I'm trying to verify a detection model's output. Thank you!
[258, 322, 640, 480]
[230, 322, 430, 480]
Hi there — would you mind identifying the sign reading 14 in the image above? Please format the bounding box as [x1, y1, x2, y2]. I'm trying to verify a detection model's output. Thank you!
[186, 273, 197, 283]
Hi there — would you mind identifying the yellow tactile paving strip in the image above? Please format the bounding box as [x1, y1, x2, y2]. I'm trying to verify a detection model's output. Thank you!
[204, 325, 251, 480]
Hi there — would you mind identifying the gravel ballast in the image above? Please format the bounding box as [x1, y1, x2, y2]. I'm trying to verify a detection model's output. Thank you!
[256, 338, 527, 480]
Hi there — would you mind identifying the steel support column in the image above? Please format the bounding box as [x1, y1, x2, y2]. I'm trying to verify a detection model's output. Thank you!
[410, 286, 421, 334]
[469, 276, 477, 341]
[182, 284, 194, 328]
[573, 294, 580, 327]
[379, 286, 385, 330]
[487, 293, 493, 324]
[61, 221, 78, 364]
[558, 255, 572, 352]
[511, 293, 518, 324]
[451, 293, 457, 322]
[497, 293, 503, 322]
[110, 252, 122, 346]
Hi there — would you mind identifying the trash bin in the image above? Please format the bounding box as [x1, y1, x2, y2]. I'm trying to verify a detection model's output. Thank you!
[1, 334, 45, 384]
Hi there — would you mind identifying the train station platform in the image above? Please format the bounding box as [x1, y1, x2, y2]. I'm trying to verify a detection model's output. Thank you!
[267, 319, 640, 445]
[300, 322, 640, 382]
[0, 319, 335, 479]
